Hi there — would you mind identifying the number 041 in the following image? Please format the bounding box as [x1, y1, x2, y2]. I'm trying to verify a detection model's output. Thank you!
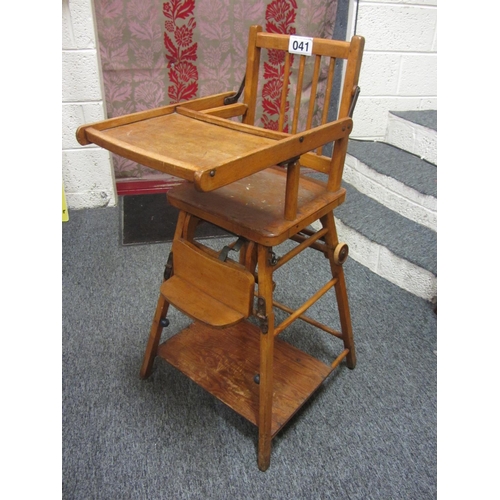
[288, 35, 313, 56]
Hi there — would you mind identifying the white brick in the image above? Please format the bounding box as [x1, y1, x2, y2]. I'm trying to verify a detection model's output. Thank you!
[377, 246, 437, 300]
[62, 50, 103, 102]
[357, 4, 437, 52]
[359, 52, 401, 96]
[62, 0, 97, 49]
[417, 97, 437, 109]
[360, 0, 437, 5]
[398, 54, 437, 95]
[343, 156, 437, 230]
[62, 102, 106, 149]
[335, 218, 381, 271]
[385, 113, 437, 164]
[62, 149, 117, 209]
[432, 21, 437, 52]
[352, 96, 425, 139]
[336, 218, 437, 301]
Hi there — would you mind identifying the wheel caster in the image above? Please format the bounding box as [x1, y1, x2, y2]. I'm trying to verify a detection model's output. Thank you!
[160, 318, 170, 327]
[333, 242, 349, 265]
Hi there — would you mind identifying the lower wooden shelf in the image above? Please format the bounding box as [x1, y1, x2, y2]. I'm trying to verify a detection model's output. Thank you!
[157, 320, 333, 437]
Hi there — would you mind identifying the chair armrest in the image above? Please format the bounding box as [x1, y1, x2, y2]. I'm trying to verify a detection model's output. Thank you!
[193, 116, 353, 192]
[199, 103, 248, 119]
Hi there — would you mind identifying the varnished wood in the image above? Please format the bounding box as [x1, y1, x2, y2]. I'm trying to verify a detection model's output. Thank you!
[84, 112, 277, 185]
[161, 276, 246, 327]
[76, 24, 365, 471]
[284, 161, 300, 220]
[157, 321, 332, 437]
[327, 135, 349, 192]
[256, 32, 351, 59]
[82, 100, 351, 196]
[168, 168, 346, 247]
[278, 52, 291, 132]
[200, 102, 248, 118]
[339, 35, 365, 119]
[161, 239, 255, 327]
[139, 292, 170, 379]
[331, 349, 350, 370]
[291, 55, 306, 134]
[161, 27, 364, 470]
[75, 92, 234, 145]
[273, 278, 337, 337]
[193, 117, 352, 192]
[243, 25, 263, 126]
[271, 299, 343, 339]
[272, 226, 329, 269]
[176, 106, 287, 140]
[320, 212, 356, 368]
[256, 245, 276, 471]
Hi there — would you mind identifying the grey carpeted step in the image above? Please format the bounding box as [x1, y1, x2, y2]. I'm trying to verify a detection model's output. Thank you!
[334, 181, 437, 301]
[391, 110, 437, 131]
[385, 110, 437, 164]
[344, 140, 437, 230]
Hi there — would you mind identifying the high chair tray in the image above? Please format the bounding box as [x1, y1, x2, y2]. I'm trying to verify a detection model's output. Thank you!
[157, 320, 334, 437]
[76, 95, 352, 192]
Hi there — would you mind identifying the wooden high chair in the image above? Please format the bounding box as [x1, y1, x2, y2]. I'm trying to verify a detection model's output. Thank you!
[76, 25, 364, 471]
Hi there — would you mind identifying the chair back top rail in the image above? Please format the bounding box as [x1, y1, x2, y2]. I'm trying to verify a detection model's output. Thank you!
[243, 25, 364, 141]
[242, 25, 364, 207]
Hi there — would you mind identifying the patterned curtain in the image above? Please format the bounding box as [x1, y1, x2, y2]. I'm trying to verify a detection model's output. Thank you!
[95, 0, 339, 181]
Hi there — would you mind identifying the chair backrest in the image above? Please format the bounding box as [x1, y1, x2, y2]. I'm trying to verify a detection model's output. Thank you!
[241, 25, 364, 193]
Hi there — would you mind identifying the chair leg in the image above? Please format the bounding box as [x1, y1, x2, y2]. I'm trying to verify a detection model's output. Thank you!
[140, 293, 171, 379]
[256, 244, 275, 471]
[140, 210, 189, 379]
[321, 212, 356, 369]
[333, 266, 356, 369]
[240, 240, 257, 276]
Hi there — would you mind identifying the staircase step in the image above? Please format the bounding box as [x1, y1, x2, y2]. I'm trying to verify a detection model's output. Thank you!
[385, 110, 437, 164]
[345, 140, 437, 230]
[334, 182, 437, 301]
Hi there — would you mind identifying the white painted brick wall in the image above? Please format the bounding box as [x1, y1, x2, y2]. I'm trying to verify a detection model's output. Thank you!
[352, 0, 437, 139]
[62, 0, 116, 210]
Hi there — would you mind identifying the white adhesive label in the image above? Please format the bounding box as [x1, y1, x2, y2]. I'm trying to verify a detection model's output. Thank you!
[288, 35, 313, 56]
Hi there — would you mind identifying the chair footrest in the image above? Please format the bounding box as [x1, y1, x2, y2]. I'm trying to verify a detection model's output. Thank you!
[165, 238, 255, 327]
[161, 276, 246, 328]
[157, 320, 333, 437]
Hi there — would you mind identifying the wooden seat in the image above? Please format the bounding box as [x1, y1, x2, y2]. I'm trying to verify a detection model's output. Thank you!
[140, 26, 365, 471]
[76, 24, 365, 472]
[168, 167, 346, 246]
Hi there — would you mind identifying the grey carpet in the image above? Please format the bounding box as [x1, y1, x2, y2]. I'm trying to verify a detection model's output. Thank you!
[62, 206, 437, 499]
[303, 169, 437, 276]
[337, 182, 437, 276]
[390, 110, 437, 131]
[347, 140, 437, 197]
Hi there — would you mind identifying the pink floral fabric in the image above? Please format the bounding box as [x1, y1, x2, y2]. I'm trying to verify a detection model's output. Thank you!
[94, 0, 339, 181]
